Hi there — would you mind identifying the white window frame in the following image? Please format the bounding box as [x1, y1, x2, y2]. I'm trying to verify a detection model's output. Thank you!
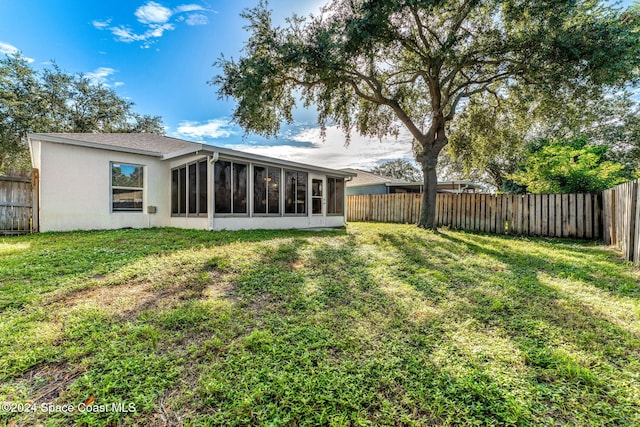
[110, 161, 144, 213]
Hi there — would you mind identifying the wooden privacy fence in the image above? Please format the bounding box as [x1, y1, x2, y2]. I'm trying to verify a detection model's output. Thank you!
[347, 192, 601, 239]
[0, 169, 38, 235]
[348, 193, 422, 224]
[602, 179, 640, 263]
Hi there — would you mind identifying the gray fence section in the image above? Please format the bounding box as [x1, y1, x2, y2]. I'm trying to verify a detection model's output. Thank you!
[347, 192, 601, 239]
[0, 170, 37, 235]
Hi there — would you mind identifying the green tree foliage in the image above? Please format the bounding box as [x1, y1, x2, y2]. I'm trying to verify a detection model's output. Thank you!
[445, 85, 640, 192]
[370, 159, 422, 182]
[215, 0, 640, 228]
[508, 137, 631, 193]
[0, 54, 164, 173]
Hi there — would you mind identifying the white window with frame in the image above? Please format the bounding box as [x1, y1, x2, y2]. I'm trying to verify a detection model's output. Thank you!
[111, 162, 144, 212]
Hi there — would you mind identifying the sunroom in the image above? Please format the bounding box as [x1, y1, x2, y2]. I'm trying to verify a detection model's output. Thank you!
[166, 145, 354, 231]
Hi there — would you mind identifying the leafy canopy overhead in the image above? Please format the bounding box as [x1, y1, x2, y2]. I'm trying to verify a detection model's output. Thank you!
[215, 0, 639, 227]
[216, 0, 638, 144]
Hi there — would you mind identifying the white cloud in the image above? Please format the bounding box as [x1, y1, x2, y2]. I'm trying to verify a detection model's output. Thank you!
[176, 119, 236, 140]
[135, 2, 172, 24]
[0, 41, 34, 62]
[147, 23, 175, 38]
[110, 26, 137, 42]
[185, 13, 207, 26]
[229, 125, 415, 170]
[114, 81, 125, 87]
[93, 1, 211, 46]
[84, 67, 117, 86]
[92, 19, 111, 29]
[175, 4, 205, 13]
[110, 23, 174, 43]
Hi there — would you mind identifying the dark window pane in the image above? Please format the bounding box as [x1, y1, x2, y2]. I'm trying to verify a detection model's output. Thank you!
[198, 161, 208, 214]
[312, 178, 322, 214]
[171, 169, 179, 214]
[312, 198, 322, 214]
[214, 161, 231, 214]
[254, 166, 267, 214]
[296, 172, 307, 214]
[327, 178, 335, 214]
[312, 179, 322, 197]
[112, 189, 143, 211]
[285, 171, 296, 214]
[233, 163, 248, 214]
[179, 167, 187, 214]
[335, 178, 344, 214]
[268, 167, 280, 214]
[188, 163, 197, 214]
[112, 164, 143, 188]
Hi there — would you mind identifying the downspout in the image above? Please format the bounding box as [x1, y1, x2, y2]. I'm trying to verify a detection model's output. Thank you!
[208, 153, 219, 230]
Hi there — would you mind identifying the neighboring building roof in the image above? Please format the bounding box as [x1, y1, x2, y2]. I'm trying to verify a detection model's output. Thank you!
[341, 168, 415, 187]
[341, 168, 485, 192]
[28, 133, 356, 178]
[437, 181, 485, 191]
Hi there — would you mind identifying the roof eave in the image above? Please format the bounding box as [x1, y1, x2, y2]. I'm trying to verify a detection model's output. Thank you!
[27, 133, 165, 158]
[161, 144, 205, 160]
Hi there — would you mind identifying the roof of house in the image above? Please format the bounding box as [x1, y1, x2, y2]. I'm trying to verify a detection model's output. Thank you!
[28, 133, 356, 177]
[30, 133, 197, 155]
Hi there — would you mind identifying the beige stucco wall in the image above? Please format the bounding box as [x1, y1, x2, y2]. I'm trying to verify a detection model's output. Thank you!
[36, 140, 172, 232]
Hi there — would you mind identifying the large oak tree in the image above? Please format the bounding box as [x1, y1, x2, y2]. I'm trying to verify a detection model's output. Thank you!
[215, 0, 639, 228]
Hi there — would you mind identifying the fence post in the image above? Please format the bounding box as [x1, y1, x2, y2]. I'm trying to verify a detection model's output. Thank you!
[628, 182, 638, 262]
[611, 189, 617, 245]
[31, 168, 39, 233]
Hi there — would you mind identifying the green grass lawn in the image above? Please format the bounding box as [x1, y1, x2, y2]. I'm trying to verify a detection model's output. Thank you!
[0, 223, 639, 426]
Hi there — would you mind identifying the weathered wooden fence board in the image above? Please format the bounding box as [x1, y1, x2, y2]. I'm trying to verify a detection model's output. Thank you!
[0, 170, 36, 235]
[347, 192, 601, 239]
[601, 179, 640, 264]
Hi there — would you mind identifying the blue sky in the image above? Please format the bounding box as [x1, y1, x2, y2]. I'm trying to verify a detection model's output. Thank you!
[0, 0, 636, 169]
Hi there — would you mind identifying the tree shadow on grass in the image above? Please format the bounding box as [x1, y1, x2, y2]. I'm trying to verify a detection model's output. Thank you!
[6, 225, 639, 426]
[0, 227, 347, 311]
[0, 228, 348, 425]
[380, 229, 640, 424]
[188, 233, 535, 426]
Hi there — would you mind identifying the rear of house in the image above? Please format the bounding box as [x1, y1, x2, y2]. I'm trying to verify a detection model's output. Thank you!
[28, 133, 354, 232]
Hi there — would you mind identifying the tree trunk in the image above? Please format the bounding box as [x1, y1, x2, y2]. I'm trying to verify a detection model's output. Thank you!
[418, 153, 438, 229]
[487, 162, 504, 191]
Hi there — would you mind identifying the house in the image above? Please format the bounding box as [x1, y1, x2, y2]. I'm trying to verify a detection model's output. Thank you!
[341, 168, 484, 195]
[28, 133, 355, 232]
